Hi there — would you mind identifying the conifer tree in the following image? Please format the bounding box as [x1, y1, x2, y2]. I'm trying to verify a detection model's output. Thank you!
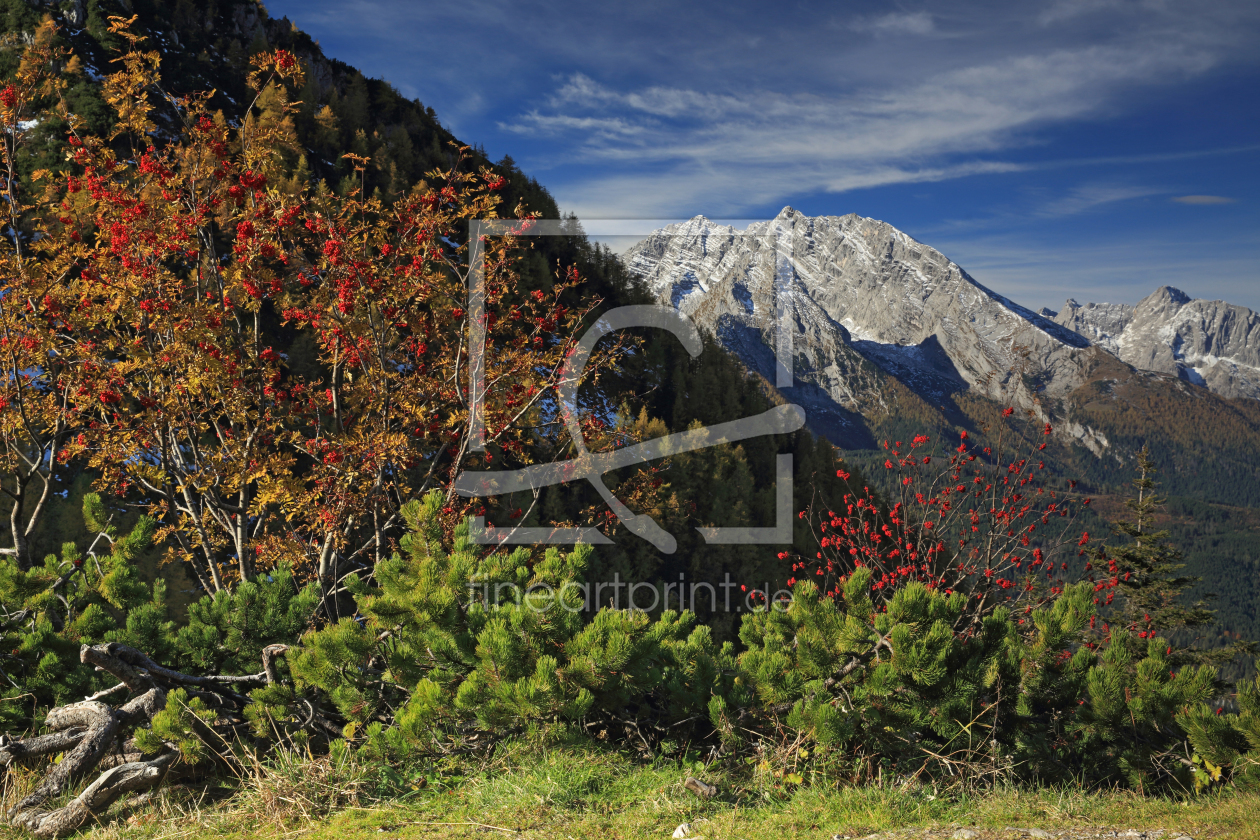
[1097, 447, 1254, 668]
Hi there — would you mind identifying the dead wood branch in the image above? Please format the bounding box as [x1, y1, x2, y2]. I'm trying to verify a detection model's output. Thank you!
[4, 642, 304, 838]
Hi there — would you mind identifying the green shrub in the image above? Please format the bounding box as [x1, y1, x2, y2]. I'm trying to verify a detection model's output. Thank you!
[287, 491, 732, 757]
[173, 566, 319, 676]
[0, 494, 158, 728]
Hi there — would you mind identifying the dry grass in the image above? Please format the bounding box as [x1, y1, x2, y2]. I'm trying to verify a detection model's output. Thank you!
[231, 743, 369, 830]
[0, 740, 370, 840]
[0, 759, 44, 815]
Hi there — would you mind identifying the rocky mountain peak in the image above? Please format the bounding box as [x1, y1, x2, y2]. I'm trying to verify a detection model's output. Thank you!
[624, 211, 1110, 449]
[1134, 285, 1193, 319]
[1052, 287, 1260, 400]
[1153, 285, 1192, 306]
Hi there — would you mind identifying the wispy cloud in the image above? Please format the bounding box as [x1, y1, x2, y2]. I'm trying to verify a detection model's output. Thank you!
[503, 112, 650, 140]
[555, 161, 1030, 219]
[850, 11, 937, 36]
[1036, 184, 1163, 217]
[274, 0, 1259, 217]
[1172, 194, 1237, 204]
[504, 33, 1231, 217]
[1037, 0, 1126, 26]
[548, 75, 753, 121]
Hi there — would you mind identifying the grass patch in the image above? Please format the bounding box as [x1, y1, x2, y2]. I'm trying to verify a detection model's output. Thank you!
[3, 741, 1255, 840]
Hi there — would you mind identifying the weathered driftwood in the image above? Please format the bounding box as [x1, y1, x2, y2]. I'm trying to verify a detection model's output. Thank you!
[2, 641, 289, 838]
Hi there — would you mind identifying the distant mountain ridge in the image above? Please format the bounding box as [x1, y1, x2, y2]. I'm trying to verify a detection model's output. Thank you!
[1048, 287, 1260, 401]
[626, 208, 1122, 451]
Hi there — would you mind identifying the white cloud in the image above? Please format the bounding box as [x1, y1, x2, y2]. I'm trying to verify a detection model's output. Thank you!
[474, 0, 1260, 223]
[851, 11, 937, 36]
[502, 112, 649, 140]
[1036, 184, 1163, 216]
[549, 161, 1028, 220]
[552, 74, 622, 108]
[548, 74, 751, 120]
[1038, 0, 1127, 26]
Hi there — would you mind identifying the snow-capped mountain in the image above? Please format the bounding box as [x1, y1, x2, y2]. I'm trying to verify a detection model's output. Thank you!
[624, 208, 1260, 456]
[1048, 287, 1260, 401]
[624, 207, 1112, 445]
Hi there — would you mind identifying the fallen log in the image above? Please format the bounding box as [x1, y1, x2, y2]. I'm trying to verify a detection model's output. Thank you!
[0, 728, 87, 769]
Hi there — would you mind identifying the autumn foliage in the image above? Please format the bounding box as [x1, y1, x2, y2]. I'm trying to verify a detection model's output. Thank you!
[0, 18, 618, 600]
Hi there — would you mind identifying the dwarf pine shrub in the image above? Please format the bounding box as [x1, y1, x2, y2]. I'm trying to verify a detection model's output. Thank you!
[284, 491, 734, 758]
[0, 493, 158, 728]
[6, 485, 1260, 801]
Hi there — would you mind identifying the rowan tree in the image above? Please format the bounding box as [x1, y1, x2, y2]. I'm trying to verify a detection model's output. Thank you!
[787, 409, 1093, 628]
[47, 23, 312, 594]
[0, 20, 90, 571]
[4, 19, 622, 603]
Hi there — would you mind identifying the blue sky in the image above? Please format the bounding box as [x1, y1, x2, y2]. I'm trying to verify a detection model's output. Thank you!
[266, 0, 1259, 312]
